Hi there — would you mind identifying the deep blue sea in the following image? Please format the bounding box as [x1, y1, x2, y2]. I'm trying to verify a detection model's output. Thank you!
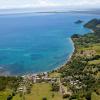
[0, 12, 99, 75]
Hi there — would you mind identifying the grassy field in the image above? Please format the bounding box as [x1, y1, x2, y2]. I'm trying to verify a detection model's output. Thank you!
[12, 83, 64, 100]
[92, 43, 100, 54]
[88, 59, 100, 64]
[0, 89, 12, 100]
[91, 92, 100, 100]
[78, 43, 100, 55]
[12, 94, 22, 100]
[25, 83, 63, 100]
[49, 72, 61, 78]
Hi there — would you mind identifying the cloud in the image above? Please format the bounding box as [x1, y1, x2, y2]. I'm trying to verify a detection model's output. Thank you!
[0, 0, 100, 9]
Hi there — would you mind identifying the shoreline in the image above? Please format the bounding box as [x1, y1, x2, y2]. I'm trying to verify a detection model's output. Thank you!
[21, 36, 77, 77]
[21, 38, 76, 76]
[50, 38, 75, 72]
[0, 38, 75, 76]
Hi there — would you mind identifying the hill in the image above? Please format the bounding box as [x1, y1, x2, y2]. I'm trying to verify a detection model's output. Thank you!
[58, 19, 100, 100]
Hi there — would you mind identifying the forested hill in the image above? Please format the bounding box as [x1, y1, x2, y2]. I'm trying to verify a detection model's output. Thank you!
[58, 19, 100, 100]
[84, 18, 100, 37]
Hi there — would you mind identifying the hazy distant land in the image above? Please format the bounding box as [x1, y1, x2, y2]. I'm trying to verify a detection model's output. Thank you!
[0, 8, 100, 15]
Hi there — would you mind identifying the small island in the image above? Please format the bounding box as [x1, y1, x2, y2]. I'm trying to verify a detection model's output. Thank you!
[75, 20, 83, 24]
[0, 19, 100, 100]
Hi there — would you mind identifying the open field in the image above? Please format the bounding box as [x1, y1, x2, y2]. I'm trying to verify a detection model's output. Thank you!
[49, 72, 61, 78]
[0, 89, 12, 100]
[91, 92, 100, 100]
[88, 59, 100, 64]
[78, 43, 100, 55]
[12, 83, 64, 100]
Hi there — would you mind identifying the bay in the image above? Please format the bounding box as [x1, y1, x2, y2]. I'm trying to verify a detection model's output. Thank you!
[0, 12, 99, 75]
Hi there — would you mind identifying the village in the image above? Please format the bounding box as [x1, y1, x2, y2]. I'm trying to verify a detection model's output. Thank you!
[16, 71, 86, 99]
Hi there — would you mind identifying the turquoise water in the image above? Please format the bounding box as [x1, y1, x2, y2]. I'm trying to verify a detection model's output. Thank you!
[0, 13, 99, 75]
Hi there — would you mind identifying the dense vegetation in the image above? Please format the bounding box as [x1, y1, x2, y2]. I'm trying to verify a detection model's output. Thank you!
[58, 18, 100, 100]
[0, 76, 22, 100]
[0, 76, 22, 91]
[84, 18, 100, 37]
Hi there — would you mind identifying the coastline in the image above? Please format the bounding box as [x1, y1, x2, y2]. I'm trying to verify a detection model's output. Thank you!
[22, 38, 75, 76]
[0, 15, 94, 76]
[50, 38, 75, 72]
[0, 38, 75, 76]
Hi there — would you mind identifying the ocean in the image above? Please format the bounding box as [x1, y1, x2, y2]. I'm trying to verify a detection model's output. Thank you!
[0, 12, 99, 75]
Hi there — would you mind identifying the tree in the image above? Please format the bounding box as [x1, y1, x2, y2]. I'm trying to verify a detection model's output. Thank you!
[51, 83, 59, 92]
[85, 92, 91, 100]
[7, 95, 12, 100]
[63, 94, 70, 98]
[42, 97, 47, 100]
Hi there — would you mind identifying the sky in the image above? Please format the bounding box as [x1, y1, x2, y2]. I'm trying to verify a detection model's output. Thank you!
[0, 0, 100, 10]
